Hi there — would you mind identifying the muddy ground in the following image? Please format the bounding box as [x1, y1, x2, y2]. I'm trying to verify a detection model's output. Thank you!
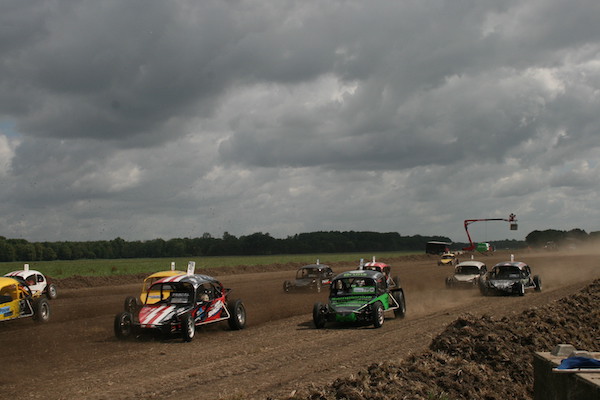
[1, 250, 598, 399]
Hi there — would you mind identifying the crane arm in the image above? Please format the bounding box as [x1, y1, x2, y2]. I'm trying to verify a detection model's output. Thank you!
[463, 214, 517, 251]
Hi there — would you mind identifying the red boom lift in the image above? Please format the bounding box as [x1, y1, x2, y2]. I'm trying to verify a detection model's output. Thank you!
[463, 213, 518, 251]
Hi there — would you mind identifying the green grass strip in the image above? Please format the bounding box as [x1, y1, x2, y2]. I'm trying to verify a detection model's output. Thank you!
[0, 251, 420, 278]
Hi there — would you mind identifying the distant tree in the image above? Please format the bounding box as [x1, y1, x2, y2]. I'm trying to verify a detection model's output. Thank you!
[525, 230, 566, 247]
[240, 232, 278, 255]
[566, 228, 587, 241]
[41, 245, 57, 261]
[0, 241, 16, 262]
[166, 238, 186, 257]
[589, 231, 600, 241]
[57, 243, 73, 260]
[14, 242, 36, 261]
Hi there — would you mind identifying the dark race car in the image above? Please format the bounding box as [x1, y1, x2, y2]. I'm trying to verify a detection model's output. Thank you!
[283, 262, 334, 293]
[312, 269, 406, 329]
[479, 260, 542, 296]
[114, 273, 246, 342]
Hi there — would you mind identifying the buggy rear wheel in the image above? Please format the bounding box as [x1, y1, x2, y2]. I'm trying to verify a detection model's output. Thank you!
[32, 298, 50, 323]
[393, 290, 406, 319]
[313, 302, 326, 329]
[114, 311, 134, 339]
[124, 296, 139, 313]
[283, 281, 292, 293]
[372, 301, 384, 328]
[182, 313, 195, 342]
[227, 299, 246, 330]
[533, 275, 542, 292]
[46, 284, 58, 300]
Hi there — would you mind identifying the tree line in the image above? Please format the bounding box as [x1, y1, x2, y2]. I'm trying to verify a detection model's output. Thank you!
[0, 228, 596, 263]
[0, 231, 452, 262]
[524, 228, 599, 249]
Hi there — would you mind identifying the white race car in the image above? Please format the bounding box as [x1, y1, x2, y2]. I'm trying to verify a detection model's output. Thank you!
[445, 261, 487, 288]
[4, 264, 57, 300]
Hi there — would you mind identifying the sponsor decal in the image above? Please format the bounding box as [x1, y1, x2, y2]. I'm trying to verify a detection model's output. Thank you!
[207, 300, 223, 318]
[139, 305, 176, 326]
[0, 306, 12, 317]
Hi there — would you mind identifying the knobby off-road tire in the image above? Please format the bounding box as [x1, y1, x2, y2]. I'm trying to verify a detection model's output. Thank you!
[313, 302, 326, 329]
[124, 296, 139, 313]
[32, 298, 50, 323]
[393, 290, 406, 319]
[114, 311, 134, 339]
[516, 283, 525, 296]
[182, 313, 195, 342]
[227, 299, 246, 330]
[479, 279, 489, 296]
[533, 275, 542, 292]
[372, 301, 384, 328]
[46, 284, 58, 300]
[283, 281, 292, 293]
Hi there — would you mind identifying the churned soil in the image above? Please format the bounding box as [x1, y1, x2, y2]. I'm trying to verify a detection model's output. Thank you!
[1, 250, 599, 400]
[283, 280, 600, 400]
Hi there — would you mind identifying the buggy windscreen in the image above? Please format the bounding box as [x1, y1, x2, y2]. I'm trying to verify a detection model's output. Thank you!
[456, 265, 481, 275]
[331, 277, 376, 296]
[297, 268, 319, 279]
[146, 282, 194, 304]
[495, 266, 523, 279]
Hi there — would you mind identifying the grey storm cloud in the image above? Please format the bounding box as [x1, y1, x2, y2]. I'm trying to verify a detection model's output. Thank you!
[0, 0, 599, 242]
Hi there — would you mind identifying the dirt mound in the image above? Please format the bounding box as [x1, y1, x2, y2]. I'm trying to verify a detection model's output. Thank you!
[281, 279, 600, 400]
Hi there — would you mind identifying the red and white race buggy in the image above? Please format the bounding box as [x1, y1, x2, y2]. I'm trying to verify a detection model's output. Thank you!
[114, 268, 246, 342]
[362, 257, 401, 288]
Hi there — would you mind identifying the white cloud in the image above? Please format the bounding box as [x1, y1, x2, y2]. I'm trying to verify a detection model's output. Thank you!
[0, 134, 18, 177]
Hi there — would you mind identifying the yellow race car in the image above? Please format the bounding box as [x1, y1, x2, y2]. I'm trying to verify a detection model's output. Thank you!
[124, 263, 185, 313]
[0, 277, 50, 323]
[437, 253, 459, 266]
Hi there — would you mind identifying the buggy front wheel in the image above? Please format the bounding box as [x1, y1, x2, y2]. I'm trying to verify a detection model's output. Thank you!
[182, 313, 195, 342]
[372, 301, 384, 328]
[114, 312, 134, 339]
[393, 290, 406, 319]
[227, 299, 246, 330]
[32, 298, 50, 323]
[46, 284, 58, 300]
[313, 302, 327, 329]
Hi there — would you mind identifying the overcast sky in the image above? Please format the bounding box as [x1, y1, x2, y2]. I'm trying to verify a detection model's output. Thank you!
[1, 0, 599, 244]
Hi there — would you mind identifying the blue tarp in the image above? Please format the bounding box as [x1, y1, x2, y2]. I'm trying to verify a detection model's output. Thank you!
[557, 356, 600, 370]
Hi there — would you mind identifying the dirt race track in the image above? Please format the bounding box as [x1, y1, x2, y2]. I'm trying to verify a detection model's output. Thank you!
[1, 250, 599, 400]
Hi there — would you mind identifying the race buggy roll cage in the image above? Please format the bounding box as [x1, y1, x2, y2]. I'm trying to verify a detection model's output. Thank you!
[463, 213, 518, 252]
